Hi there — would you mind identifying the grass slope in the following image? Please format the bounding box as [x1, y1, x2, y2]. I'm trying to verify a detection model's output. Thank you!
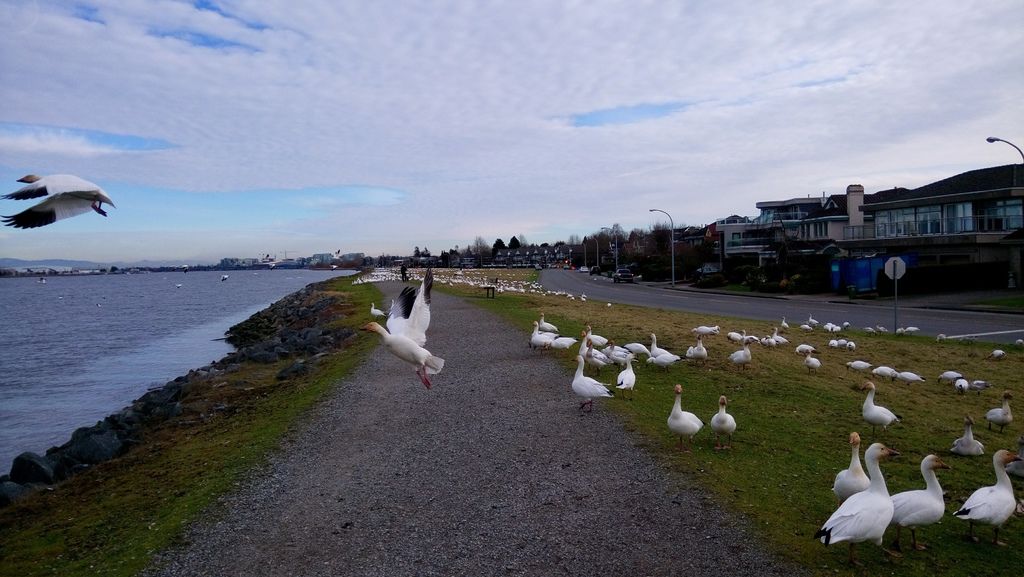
[438, 270, 1022, 577]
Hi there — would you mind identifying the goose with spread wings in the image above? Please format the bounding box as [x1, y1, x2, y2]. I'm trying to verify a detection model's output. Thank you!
[2, 174, 116, 229]
[362, 269, 445, 388]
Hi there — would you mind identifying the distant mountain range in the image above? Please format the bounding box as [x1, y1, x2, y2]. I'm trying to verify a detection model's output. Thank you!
[0, 257, 211, 269]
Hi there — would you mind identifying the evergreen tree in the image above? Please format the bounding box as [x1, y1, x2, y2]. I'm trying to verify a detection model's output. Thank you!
[508, 236, 521, 250]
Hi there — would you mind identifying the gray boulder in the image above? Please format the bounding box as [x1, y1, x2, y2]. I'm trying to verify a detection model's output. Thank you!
[0, 481, 31, 506]
[65, 429, 124, 464]
[10, 452, 56, 484]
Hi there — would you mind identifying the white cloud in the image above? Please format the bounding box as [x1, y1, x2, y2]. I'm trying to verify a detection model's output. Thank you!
[0, 0, 1021, 261]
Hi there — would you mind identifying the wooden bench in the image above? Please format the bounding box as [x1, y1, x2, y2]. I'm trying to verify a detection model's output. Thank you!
[482, 277, 497, 298]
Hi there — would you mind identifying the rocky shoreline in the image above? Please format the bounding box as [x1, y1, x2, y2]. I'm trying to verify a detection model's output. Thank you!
[0, 280, 355, 507]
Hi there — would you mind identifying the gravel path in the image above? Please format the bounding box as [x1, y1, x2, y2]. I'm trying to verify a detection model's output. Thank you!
[145, 284, 806, 577]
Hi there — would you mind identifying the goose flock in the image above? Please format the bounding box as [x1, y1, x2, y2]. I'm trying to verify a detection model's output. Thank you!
[358, 267, 1022, 566]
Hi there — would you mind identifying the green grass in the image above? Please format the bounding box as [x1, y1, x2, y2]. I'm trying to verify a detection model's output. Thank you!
[440, 273, 1022, 577]
[3, 270, 1019, 577]
[973, 295, 1024, 310]
[0, 275, 383, 577]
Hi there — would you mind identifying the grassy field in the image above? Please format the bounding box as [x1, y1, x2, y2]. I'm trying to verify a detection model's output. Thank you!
[0, 275, 383, 577]
[1, 268, 1019, 577]
[432, 268, 1022, 577]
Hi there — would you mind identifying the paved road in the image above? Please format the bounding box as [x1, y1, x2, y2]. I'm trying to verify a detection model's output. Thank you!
[540, 270, 1024, 345]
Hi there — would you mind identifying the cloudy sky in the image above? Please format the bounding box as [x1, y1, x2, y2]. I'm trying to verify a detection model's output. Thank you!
[1, 0, 1021, 264]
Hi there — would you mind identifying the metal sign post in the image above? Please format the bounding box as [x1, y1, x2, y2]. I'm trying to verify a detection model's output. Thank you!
[884, 256, 907, 330]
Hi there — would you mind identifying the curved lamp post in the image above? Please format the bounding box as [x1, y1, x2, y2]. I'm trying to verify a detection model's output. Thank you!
[648, 208, 675, 287]
[986, 136, 1024, 163]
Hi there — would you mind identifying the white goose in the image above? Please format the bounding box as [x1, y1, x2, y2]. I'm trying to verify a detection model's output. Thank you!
[728, 343, 752, 369]
[615, 354, 636, 400]
[803, 350, 822, 373]
[937, 370, 963, 384]
[889, 454, 950, 551]
[571, 355, 613, 412]
[985, 391, 1013, 432]
[951, 415, 985, 456]
[771, 327, 789, 345]
[530, 321, 555, 350]
[953, 449, 1022, 545]
[871, 366, 898, 381]
[2, 174, 116, 228]
[710, 395, 736, 450]
[537, 313, 558, 333]
[815, 443, 901, 566]
[649, 333, 672, 358]
[647, 353, 681, 370]
[362, 268, 444, 389]
[622, 341, 652, 358]
[986, 349, 1007, 360]
[667, 384, 703, 451]
[691, 325, 720, 336]
[833, 432, 870, 503]
[780, 316, 789, 330]
[895, 371, 925, 385]
[685, 336, 708, 364]
[846, 360, 872, 373]
[795, 343, 817, 355]
[584, 325, 608, 348]
[861, 381, 901, 435]
[584, 341, 610, 372]
[370, 302, 386, 318]
[727, 329, 746, 343]
[549, 336, 578, 350]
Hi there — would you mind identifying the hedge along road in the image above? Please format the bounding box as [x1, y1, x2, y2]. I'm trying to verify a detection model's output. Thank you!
[540, 269, 1024, 345]
[144, 282, 804, 577]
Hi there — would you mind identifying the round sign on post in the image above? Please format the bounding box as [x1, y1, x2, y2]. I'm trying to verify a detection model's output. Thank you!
[884, 256, 906, 280]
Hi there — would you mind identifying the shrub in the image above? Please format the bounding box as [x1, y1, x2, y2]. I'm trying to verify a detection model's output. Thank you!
[695, 273, 727, 288]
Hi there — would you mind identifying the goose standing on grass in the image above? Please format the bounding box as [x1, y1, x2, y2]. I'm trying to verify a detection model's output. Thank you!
[889, 454, 951, 552]
[780, 316, 789, 331]
[2, 174, 116, 229]
[370, 303, 386, 318]
[815, 443, 901, 566]
[1007, 437, 1024, 478]
[685, 336, 708, 364]
[538, 314, 558, 333]
[572, 354, 613, 412]
[795, 343, 817, 355]
[550, 335, 578, 350]
[985, 391, 1013, 432]
[530, 321, 555, 350]
[647, 352, 681, 370]
[987, 349, 1007, 360]
[953, 378, 970, 394]
[584, 325, 608, 348]
[938, 370, 963, 384]
[833, 432, 870, 504]
[649, 333, 672, 358]
[771, 327, 789, 344]
[667, 384, 703, 451]
[615, 354, 637, 400]
[861, 381, 901, 435]
[728, 343, 752, 369]
[896, 371, 925, 385]
[953, 449, 1022, 545]
[710, 396, 736, 450]
[871, 366, 898, 381]
[803, 350, 822, 373]
[623, 341, 652, 358]
[846, 360, 872, 373]
[951, 415, 985, 456]
[362, 268, 444, 389]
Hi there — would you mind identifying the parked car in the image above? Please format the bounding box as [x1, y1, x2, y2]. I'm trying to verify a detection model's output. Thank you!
[613, 268, 634, 283]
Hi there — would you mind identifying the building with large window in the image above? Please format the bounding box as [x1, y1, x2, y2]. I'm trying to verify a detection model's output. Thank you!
[840, 164, 1023, 283]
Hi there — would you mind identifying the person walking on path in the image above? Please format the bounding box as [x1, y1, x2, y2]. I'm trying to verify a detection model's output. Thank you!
[145, 284, 802, 577]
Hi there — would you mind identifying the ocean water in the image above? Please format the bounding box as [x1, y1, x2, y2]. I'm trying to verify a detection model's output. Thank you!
[0, 269, 351, 470]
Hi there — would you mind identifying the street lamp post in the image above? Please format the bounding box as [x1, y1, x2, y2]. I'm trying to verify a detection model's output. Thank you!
[986, 137, 1024, 163]
[602, 226, 620, 270]
[649, 208, 675, 287]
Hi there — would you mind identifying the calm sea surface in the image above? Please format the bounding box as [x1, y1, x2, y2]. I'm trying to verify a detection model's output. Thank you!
[0, 269, 351, 469]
